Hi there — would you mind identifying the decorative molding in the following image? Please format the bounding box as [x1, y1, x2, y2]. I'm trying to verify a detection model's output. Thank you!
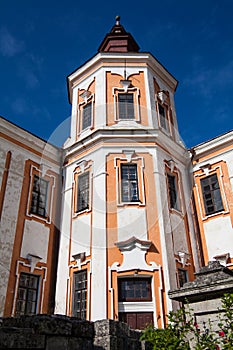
[27, 253, 42, 273]
[177, 251, 191, 267]
[122, 149, 136, 162]
[114, 236, 159, 272]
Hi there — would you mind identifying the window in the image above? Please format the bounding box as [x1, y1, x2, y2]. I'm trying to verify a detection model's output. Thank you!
[118, 278, 152, 302]
[30, 175, 48, 217]
[158, 103, 168, 131]
[121, 164, 139, 202]
[118, 93, 134, 119]
[178, 269, 188, 287]
[167, 174, 180, 211]
[15, 273, 39, 316]
[73, 270, 87, 320]
[82, 102, 92, 130]
[77, 172, 89, 212]
[201, 174, 224, 215]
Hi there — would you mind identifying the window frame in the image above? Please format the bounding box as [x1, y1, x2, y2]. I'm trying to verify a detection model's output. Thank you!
[73, 269, 87, 320]
[15, 273, 40, 316]
[158, 102, 169, 132]
[76, 172, 90, 213]
[82, 102, 92, 130]
[118, 277, 152, 302]
[29, 174, 49, 218]
[120, 164, 139, 203]
[167, 173, 181, 211]
[200, 173, 224, 216]
[118, 93, 135, 120]
[178, 268, 188, 288]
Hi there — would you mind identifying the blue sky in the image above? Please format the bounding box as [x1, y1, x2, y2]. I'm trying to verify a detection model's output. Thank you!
[0, 0, 232, 148]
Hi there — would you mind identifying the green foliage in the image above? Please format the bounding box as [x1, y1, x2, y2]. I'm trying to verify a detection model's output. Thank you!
[218, 293, 233, 350]
[140, 293, 233, 350]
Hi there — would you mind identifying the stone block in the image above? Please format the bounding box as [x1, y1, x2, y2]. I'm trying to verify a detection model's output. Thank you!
[0, 328, 45, 348]
[71, 319, 94, 339]
[46, 336, 69, 350]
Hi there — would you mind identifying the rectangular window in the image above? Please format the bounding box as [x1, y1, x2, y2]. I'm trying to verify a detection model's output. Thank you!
[158, 103, 168, 131]
[73, 270, 87, 320]
[167, 174, 180, 211]
[178, 268, 188, 287]
[30, 175, 48, 217]
[82, 102, 92, 130]
[77, 172, 89, 212]
[201, 174, 224, 215]
[118, 93, 134, 119]
[121, 164, 139, 202]
[15, 273, 39, 316]
[118, 278, 152, 302]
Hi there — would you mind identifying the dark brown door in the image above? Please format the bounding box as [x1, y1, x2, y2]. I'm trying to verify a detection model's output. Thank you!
[119, 312, 153, 330]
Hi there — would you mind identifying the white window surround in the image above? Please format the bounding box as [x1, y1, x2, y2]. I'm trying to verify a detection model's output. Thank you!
[112, 86, 141, 122]
[73, 160, 92, 217]
[194, 165, 229, 220]
[77, 93, 95, 134]
[27, 165, 56, 224]
[114, 154, 145, 206]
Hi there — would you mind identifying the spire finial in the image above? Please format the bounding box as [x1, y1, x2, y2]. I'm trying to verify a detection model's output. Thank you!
[115, 15, 120, 25]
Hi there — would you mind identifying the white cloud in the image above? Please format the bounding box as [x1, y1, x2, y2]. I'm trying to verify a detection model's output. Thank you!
[0, 27, 24, 57]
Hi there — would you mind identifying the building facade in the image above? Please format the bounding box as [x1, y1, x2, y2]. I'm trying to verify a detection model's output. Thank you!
[0, 18, 232, 330]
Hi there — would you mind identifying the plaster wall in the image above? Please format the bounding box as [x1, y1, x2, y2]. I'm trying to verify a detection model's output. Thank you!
[204, 216, 233, 260]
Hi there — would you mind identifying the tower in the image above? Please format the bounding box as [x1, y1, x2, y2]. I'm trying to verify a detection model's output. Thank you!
[55, 17, 199, 329]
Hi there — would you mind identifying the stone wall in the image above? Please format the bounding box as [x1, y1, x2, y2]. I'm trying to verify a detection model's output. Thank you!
[0, 315, 147, 350]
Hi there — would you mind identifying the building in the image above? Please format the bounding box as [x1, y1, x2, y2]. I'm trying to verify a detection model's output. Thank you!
[0, 17, 232, 330]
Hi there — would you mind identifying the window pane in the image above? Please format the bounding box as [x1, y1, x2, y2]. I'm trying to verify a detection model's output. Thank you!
[201, 174, 224, 215]
[16, 273, 39, 316]
[77, 172, 89, 212]
[73, 270, 87, 320]
[118, 278, 152, 301]
[167, 174, 180, 210]
[30, 175, 48, 218]
[121, 165, 139, 202]
[178, 269, 188, 287]
[158, 104, 168, 130]
[118, 94, 134, 119]
[82, 103, 92, 130]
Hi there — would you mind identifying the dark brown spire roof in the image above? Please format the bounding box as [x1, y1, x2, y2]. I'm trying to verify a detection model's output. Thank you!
[98, 16, 140, 53]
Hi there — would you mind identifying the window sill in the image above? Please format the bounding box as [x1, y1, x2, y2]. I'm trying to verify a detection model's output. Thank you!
[73, 208, 91, 217]
[118, 201, 145, 207]
[202, 209, 228, 221]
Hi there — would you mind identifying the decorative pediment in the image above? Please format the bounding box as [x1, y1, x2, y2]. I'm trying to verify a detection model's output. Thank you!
[114, 236, 158, 272]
